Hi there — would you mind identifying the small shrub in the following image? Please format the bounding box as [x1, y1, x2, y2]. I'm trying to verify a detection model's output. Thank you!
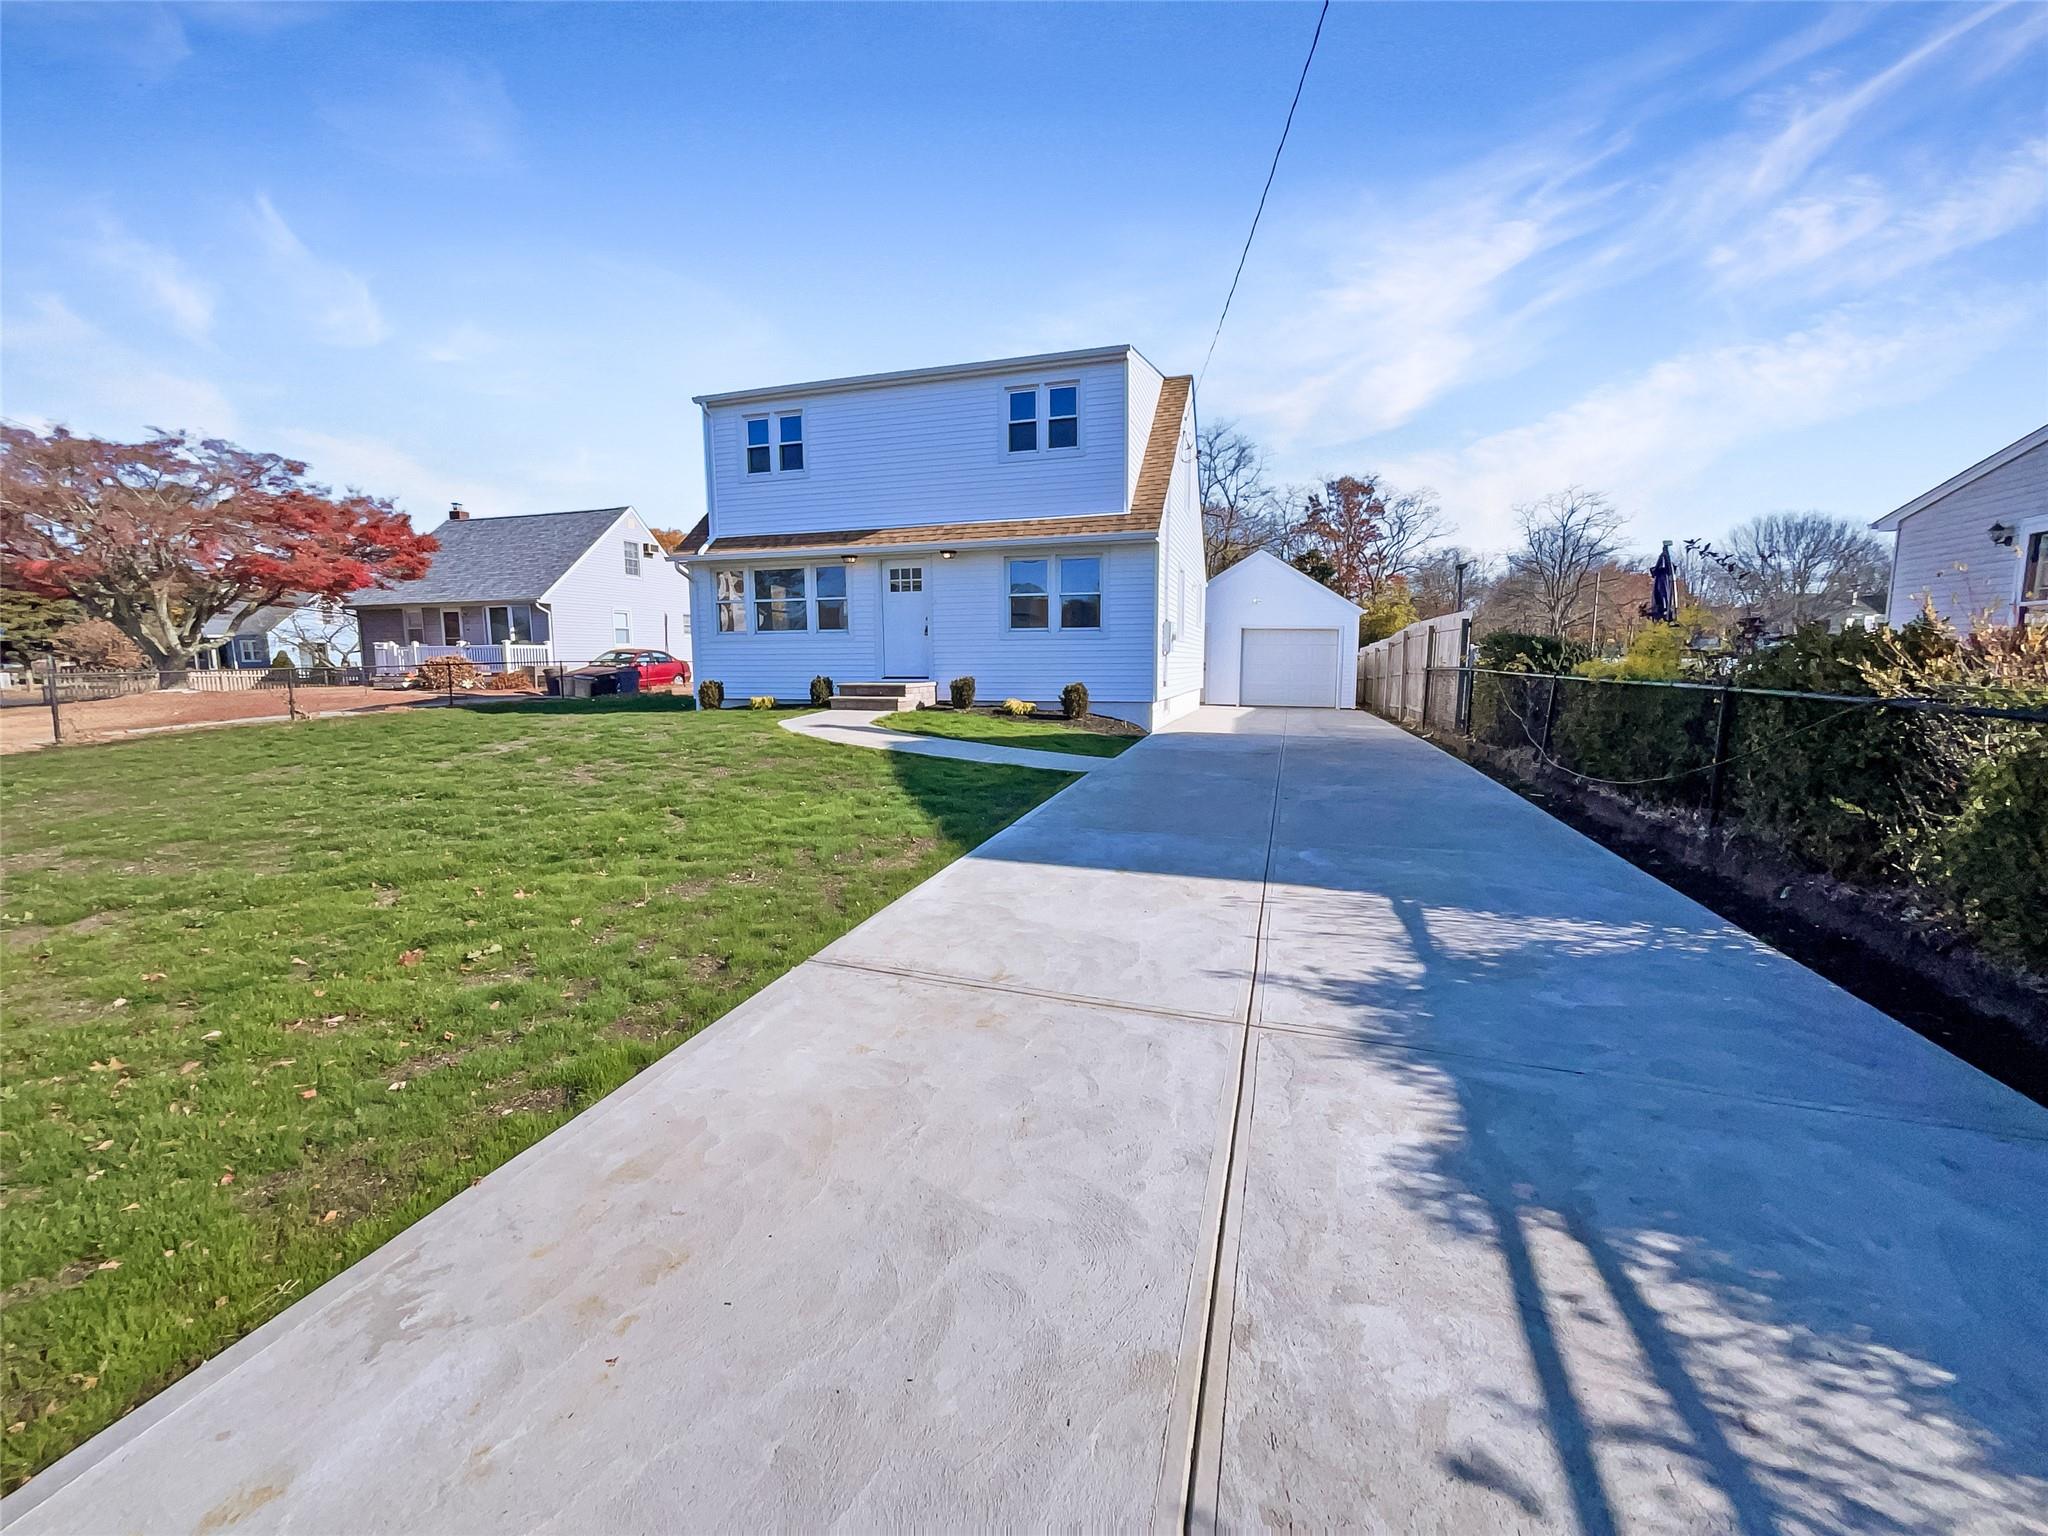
[1359, 588, 1418, 646]
[697, 678, 725, 710]
[1475, 631, 1588, 674]
[267, 652, 296, 673]
[1060, 681, 1089, 720]
[51, 618, 144, 670]
[809, 675, 835, 707]
[1942, 747, 2048, 966]
[949, 675, 977, 710]
[998, 698, 1035, 717]
[748, 695, 776, 710]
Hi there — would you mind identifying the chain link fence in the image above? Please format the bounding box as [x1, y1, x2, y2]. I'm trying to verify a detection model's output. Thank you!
[1, 655, 696, 751]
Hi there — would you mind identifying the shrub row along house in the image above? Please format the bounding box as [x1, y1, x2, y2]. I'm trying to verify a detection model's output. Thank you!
[671, 345, 1207, 729]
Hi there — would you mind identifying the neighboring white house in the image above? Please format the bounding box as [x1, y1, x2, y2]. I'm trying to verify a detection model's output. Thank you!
[1202, 550, 1363, 708]
[352, 505, 691, 671]
[196, 601, 360, 669]
[1872, 424, 2048, 631]
[676, 345, 1204, 728]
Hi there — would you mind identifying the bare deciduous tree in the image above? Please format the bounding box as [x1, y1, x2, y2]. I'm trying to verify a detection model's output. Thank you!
[1197, 421, 1279, 576]
[1503, 487, 1626, 637]
[1703, 511, 1892, 632]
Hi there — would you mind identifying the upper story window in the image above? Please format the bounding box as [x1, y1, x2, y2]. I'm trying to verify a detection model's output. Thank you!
[1006, 383, 1081, 455]
[623, 539, 641, 577]
[746, 411, 805, 475]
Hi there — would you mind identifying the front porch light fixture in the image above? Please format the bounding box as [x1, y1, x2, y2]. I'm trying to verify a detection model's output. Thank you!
[939, 548, 956, 560]
[840, 554, 858, 565]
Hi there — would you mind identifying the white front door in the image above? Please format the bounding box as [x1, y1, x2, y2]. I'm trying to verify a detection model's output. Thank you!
[881, 563, 932, 678]
[1240, 628, 1341, 706]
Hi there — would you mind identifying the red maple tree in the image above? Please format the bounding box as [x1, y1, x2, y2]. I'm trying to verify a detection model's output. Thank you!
[0, 425, 437, 666]
[1295, 475, 1388, 601]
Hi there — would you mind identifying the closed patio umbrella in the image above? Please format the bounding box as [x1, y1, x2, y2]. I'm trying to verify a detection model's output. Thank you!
[1646, 541, 1678, 624]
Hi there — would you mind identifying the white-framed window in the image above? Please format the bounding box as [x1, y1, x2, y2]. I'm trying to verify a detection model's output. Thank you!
[744, 411, 805, 475]
[2019, 521, 2048, 625]
[488, 604, 533, 645]
[1007, 554, 1104, 631]
[752, 567, 808, 631]
[613, 609, 632, 644]
[1005, 382, 1081, 455]
[888, 565, 923, 594]
[441, 609, 463, 645]
[624, 539, 641, 577]
[1059, 556, 1102, 629]
[715, 569, 745, 633]
[235, 634, 265, 665]
[815, 564, 848, 630]
[403, 607, 426, 645]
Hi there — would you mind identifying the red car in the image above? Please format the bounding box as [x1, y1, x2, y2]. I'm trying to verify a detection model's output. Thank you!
[591, 648, 690, 689]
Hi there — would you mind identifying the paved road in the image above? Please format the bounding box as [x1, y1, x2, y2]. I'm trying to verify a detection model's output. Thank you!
[9, 708, 2045, 1533]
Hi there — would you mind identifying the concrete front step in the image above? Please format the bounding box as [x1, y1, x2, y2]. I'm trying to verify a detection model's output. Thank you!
[831, 680, 936, 709]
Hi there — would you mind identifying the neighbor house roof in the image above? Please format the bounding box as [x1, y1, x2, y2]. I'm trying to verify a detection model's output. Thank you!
[350, 507, 632, 607]
[199, 603, 325, 640]
[683, 375, 1194, 560]
[1872, 424, 2048, 531]
[690, 344, 1159, 408]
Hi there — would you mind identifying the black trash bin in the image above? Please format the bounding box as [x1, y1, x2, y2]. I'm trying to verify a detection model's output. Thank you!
[563, 665, 641, 699]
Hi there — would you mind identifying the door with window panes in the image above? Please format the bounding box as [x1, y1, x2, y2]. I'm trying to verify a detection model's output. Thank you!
[882, 564, 931, 678]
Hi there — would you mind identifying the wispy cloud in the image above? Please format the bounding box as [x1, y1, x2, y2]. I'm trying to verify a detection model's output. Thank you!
[80, 215, 215, 341]
[2, 294, 240, 436]
[1380, 300, 2019, 547]
[320, 60, 517, 170]
[272, 427, 534, 527]
[250, 195, 388, 347]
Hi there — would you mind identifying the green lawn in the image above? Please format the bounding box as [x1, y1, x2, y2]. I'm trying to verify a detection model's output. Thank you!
[875, 708, 1143, 759]
[0, 697, 1069, 1486]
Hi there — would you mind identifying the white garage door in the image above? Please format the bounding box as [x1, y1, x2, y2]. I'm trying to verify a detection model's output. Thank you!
[1240, 627, 1341, 707]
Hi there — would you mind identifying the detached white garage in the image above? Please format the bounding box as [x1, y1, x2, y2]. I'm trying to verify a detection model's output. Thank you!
[1202, 550, 1363, 709]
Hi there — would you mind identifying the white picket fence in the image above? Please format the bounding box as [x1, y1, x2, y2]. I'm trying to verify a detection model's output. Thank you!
[1358, 609, 1472, 723]
[371, 642, 552, 673]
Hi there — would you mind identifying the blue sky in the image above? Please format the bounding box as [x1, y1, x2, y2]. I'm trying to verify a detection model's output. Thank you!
[3, 1, 2044, 554]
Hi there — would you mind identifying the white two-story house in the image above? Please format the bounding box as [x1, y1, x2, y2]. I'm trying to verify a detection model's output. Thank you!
[676, 345, 1204, 729]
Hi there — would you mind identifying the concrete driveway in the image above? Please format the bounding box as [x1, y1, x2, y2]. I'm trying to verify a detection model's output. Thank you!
[9, 708, 2045, 1533]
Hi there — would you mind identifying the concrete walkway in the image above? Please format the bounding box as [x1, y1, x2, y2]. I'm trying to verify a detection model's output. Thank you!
[9, 708, 2045, 1533]
[780, 705, 1116, 772]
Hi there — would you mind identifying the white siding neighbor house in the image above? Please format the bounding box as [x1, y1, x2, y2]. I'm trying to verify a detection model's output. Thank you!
[1203, 550, 1363, 709]
[677, 345, 1204, 728]
[1873, 424, 2048, 631]
[352, 505, 691, 672]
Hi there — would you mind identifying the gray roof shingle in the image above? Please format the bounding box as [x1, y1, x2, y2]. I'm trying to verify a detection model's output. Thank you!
[349, 508, 631, 607]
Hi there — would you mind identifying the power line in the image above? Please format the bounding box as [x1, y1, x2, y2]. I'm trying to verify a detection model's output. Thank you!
[1196, 0, 1331, 390]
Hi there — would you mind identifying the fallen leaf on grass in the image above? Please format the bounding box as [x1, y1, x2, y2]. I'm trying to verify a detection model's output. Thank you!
[178, 1062, 199, 1076]
[97, 1260, 120, 1271]
[570, 917, 583, 929]
[513, 889, 530, 900]
[121, 1202, 140, 1212]
[441, 1031, 456, 1042]
[399, 949, 424, 967]
[201, 1030, 222, 1041]
[312, 988, 327, 998]
[93, 1139, 113, 1151]
[489, 1001, 502, 1011]
[218, 1173, 234, 1186]
[111, 998, 129, 1009]
[299, 1089, 318, 1100]
[388, 1081, 406, 1091]
[88, 1058, 126, 1073]
[320, 1209, 339, 1224]
[140, 972, 167, 982]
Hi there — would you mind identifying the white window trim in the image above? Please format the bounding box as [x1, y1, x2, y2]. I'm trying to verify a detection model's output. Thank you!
[1004, 550, 1106, 633]
[235, 634, 266, 665]
[733, 564, 855, 637]
[741, 408, 809, 480]
[440, 609, 464, 646]
[402, 606, 426, 645]
[1000, 380, 1085, 460]
[2016, 513, 2048, 624]
[623, 539, 642, 577]
[712, 569, 747, 634]
[613, 609, 633, 645]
